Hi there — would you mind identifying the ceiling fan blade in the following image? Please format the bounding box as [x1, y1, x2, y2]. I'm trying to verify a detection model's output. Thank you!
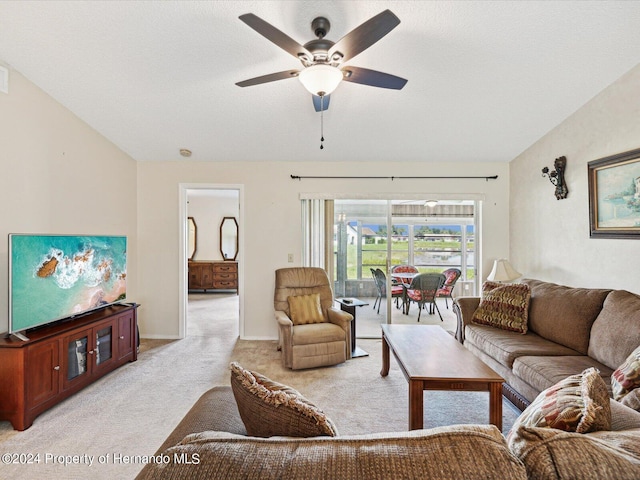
[342, 66, 407, 90]
[328, 10, 400, 63]
[236, 69, 300, 87]
[239, 13, 313, 60]
[312, 94, 330, 112]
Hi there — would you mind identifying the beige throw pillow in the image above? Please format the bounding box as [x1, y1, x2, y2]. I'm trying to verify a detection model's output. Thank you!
[471, 282, 530, 334]
[229, 362, 338, 438]
[287, 293, 325, 325]
[507, 367, 611, 439]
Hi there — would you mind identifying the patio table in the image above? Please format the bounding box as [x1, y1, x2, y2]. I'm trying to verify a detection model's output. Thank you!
[390, 272, 419, 314]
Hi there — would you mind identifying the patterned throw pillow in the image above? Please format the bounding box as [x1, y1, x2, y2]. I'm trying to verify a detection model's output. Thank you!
[612, 345, 640, 401]
[508, 367, 611, 438]
[229, 362, 338, 438]
[482, 281, 503, 293]
[287, 293, 325, 325]
[471, 282, 531, 334]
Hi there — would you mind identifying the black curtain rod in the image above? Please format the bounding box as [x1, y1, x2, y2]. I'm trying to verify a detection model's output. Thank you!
[290, 175, 498, 181]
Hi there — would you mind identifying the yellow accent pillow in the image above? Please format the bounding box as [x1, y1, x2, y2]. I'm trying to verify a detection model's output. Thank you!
[287, 293, 324, 325]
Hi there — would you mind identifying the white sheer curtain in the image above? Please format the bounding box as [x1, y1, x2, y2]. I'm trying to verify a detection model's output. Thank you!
[301, 199, 334, 278]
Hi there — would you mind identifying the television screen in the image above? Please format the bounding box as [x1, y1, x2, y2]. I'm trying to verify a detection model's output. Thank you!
[9, 234, 127, 334]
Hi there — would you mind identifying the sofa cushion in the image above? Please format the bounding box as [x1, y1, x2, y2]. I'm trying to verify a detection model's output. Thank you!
[288, 293, 325, 325]
[512, 355, 613, 396]
[612, 345, 640, 401]
[229, 362, 338, 438]
[611, 398, 640, 430]
[508, 425, 640, 480]
[136, 425, 527, 480]
[523, 279, 611, 354]
[464, 324, 580, 369]
[471, 282, 530, 334]
[508, 368, 611, 435]
[589, 290, 640, 370]
[148, 386, 247, 459]
[292, 323, 346, 346]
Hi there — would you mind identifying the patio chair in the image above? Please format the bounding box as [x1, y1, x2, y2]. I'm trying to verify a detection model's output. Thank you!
[390, 264, 419, 287]
[436, 268, 462, 309]
[405, 273, 446, 322]
[371, 268, 404, 314]
[274, 267, 353, 370]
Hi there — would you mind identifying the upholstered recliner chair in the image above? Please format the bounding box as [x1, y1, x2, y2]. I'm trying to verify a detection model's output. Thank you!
[274, 267, 353, 370]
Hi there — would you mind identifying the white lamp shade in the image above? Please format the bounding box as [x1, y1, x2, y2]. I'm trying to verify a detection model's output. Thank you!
[298, 64, 343, 96]
[487, 259, 521, 282]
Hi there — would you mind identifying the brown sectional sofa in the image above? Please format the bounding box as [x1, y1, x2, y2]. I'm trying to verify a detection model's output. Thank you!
[135, 278, 640, 479]
[455, 279, 640, 410]
[135, 385, 640, 479]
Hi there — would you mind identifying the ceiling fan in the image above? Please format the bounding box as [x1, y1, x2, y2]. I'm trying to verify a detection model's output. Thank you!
[235, 9, 408, 112]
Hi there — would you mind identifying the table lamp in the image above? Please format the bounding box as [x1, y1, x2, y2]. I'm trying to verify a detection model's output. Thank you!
[487, 259, 521, 283]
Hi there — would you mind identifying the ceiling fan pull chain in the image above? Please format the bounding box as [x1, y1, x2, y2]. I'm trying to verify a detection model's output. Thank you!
[320, 95, 325, 149]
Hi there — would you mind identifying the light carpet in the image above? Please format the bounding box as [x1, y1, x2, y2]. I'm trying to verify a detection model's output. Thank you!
[0, 293, 519, 479]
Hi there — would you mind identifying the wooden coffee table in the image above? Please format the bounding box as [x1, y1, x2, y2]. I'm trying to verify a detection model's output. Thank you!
[380, 324, 504, 431]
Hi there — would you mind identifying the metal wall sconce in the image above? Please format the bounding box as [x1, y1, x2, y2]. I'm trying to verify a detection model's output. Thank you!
[542, 156, 568, 200]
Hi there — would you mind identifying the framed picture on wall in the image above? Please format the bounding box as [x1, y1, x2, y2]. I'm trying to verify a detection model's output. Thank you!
[588, 147, 640, 239]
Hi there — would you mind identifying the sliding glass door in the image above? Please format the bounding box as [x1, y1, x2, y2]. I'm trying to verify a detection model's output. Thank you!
[333, 200, 388, 295]
[303, 197, 479, 339]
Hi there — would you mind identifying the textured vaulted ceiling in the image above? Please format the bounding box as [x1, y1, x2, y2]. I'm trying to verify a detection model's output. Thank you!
[0, 1, 639, 163]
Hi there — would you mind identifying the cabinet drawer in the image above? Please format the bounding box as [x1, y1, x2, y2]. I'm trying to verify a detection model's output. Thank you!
[213, 272, 238, 281]
[213, 280, 238, 289]
[213, 263, 237, 273]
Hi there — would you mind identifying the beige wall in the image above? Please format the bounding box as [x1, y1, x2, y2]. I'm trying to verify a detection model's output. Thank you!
[0, 68, 510, 340]
[187, 193, 239, 261]
[511, 63, 640, 293]
[0, 69, 138, 334]
[137, 161, 510, 339]
[6, 56, 639, 341]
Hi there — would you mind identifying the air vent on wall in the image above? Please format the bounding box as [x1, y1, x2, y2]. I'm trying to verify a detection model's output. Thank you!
[0, 66, 8, 94]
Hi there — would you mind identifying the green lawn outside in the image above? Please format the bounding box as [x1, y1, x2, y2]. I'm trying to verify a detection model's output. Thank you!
[342, 240, 475, 279]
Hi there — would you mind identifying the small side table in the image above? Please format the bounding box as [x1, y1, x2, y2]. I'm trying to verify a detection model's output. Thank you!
[336, 298, 369, 358]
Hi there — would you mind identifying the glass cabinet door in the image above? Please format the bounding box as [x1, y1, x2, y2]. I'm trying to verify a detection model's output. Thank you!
[95, 325, 113, 366]
[66, 335, 89, 381]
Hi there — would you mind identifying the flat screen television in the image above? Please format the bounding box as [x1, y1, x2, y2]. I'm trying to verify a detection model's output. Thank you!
[8, 234, 127, 336]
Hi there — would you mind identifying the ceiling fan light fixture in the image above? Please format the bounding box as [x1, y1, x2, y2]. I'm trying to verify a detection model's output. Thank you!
[299, 64, 343, 96]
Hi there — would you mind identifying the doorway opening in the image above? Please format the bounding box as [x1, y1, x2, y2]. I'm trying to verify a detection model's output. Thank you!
[179, 184, 244, 339]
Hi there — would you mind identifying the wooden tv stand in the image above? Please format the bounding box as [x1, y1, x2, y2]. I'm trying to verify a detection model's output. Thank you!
[0, 303, 139, 431]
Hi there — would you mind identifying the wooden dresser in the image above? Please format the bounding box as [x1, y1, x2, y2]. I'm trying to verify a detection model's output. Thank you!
[188, 261, 238, 292]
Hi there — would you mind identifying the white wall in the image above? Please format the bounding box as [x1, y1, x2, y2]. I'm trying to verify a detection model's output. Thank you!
[187, 193, 239, 261]
[511, 63, 640, 293]
[0, 69, 138, 334]
[137, 161, 510, 339]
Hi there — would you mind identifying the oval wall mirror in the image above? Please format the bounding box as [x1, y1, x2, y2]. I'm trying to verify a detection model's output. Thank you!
[220, 216, 238, 261]
[187, 216, 197, 260]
